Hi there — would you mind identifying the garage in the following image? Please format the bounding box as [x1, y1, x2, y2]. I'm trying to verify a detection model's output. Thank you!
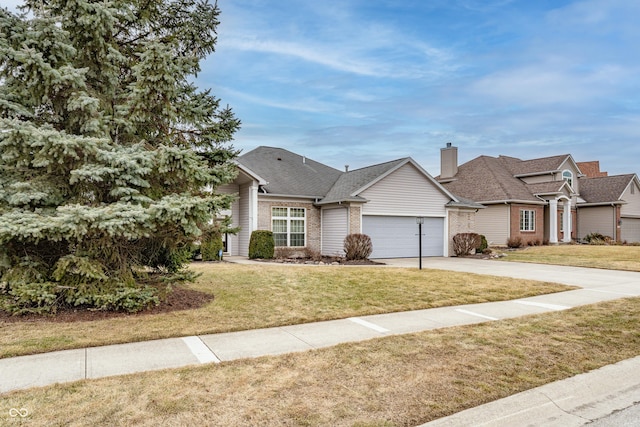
[362, 216, 444, 258]
[621, 217, 640, 243]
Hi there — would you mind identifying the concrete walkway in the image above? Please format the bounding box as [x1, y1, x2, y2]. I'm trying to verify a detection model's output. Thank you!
[1, 257, 639, 426]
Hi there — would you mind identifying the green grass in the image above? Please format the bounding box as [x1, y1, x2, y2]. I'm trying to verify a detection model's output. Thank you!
[0, 263, 572, 359]
[497, 245, 640, 271]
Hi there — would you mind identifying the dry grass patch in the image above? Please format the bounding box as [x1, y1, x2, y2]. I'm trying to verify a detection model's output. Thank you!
[3, 297, 640, 426]
[498, 245, 640, 271]
[0, 263, 572, 359]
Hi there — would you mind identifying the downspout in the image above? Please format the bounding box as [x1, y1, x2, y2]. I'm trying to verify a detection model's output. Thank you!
[613, 203, 620, 242]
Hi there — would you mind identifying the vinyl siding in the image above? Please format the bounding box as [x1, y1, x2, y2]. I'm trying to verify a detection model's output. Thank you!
[474, 204, 510, 246]
[359, 163, 448, 216]
[621, 181, 640, 217]
[577, 206, 615, 240]
[321, 207, 348, 256]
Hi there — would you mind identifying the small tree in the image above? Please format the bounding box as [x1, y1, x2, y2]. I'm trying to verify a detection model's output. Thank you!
[344, 234, 373, 260]
[248, 231, 275, 259]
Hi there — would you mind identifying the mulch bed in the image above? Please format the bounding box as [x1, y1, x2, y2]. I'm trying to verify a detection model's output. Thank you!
[0, 287, 214, 323]
[256, 257, 384, 265]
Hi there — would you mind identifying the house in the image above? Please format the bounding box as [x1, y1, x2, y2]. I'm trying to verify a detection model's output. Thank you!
[437, 144, 640, 245]
[578, 173, 640, 242]
[218, 146, 482, 258]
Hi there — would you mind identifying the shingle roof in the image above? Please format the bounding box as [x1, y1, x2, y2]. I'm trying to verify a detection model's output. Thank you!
[500, 154, 571, 176]
[525, 181, 567, 196]
[237, 146, 343, 197]
[579, 174, 635, 204]
[439, 154, 579, 203]
[237, 147, 463, 206]
[440, 156, 541, 203]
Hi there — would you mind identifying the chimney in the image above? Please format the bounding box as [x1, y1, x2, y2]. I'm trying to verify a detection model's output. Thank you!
[440, 142, 458, 179]
[345, 165, 349, 172]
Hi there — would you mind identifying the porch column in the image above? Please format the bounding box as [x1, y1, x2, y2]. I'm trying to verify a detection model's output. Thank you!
[549, 199, 558, 244]
[249, 184, 259, 231]
[562, 199, 572, 243]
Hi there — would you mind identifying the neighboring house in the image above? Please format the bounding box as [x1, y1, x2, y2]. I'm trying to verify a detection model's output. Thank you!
[437, 144, 640, 245]
[218, 146, 482, 258]
[577, 173, 640, 242]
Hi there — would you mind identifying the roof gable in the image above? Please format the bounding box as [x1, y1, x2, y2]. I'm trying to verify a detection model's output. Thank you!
[320, 157, 458, 205]
[500, 154, 577, 177]
[579, 174, 637, 204]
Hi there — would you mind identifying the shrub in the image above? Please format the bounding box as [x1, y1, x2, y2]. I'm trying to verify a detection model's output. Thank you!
[248, 230, 275, 259]
[476, 234, 488, 252]
[506, 236, 523, 248]
[344, 234, 373, 260]
[453, 233, 481, 256]
[584, 232, 613, 245]
[201, 227, 224, 261]
[304, 247, 323, 261]
[1, 282, 58, 315]
[274, 247, 296, 259]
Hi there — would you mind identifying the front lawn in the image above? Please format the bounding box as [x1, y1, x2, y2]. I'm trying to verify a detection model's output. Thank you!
[2, 297, 639, 426]
[0, 263, 572, 358]
[498, 245, 640, 271]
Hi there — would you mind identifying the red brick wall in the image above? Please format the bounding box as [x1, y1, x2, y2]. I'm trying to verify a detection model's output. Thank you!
[510, 204, 544, 245]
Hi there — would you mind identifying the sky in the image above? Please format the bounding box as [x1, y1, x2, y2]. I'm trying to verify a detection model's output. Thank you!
[4, 0, 640, 176]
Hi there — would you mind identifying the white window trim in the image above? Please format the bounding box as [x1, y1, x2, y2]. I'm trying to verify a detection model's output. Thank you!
[520, 209, 535, 232]
[272, 207, 306, 247]
[562, 170, 573, 188]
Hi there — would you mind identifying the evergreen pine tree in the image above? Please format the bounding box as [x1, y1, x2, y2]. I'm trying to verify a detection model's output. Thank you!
[0, 0, 240, 314]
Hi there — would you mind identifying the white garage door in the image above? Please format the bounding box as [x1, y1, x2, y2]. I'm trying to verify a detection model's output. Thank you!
[621, 218, 640, 243]
[362, 216, 444, 258]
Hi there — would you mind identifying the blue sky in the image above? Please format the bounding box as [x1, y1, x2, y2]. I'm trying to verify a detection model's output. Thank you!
[5, 0, 640, 175]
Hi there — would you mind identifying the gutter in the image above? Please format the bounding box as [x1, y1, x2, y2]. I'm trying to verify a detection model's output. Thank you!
[478, 199, 548, 206]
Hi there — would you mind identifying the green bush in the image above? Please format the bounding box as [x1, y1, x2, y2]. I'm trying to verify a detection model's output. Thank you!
[249, 230, 275, 259]
[201, 227, 224, 261]
[476, 234, 488, 252]
[92, 286, 160, 313]
[344, 234, 373, 260]
[1, 282, 58, 315]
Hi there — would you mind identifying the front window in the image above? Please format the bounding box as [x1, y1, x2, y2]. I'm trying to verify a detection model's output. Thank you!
[272, 207, 306, 247]
[562, 170, 573, 188]
[520, 209, 535, 231]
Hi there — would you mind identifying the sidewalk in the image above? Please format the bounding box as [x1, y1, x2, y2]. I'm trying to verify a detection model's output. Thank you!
[1, 258, 639, 426]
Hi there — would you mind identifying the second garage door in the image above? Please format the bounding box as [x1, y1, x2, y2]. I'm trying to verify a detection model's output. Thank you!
[621, 217, 640, 243]
[362, 216, 444, 258]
